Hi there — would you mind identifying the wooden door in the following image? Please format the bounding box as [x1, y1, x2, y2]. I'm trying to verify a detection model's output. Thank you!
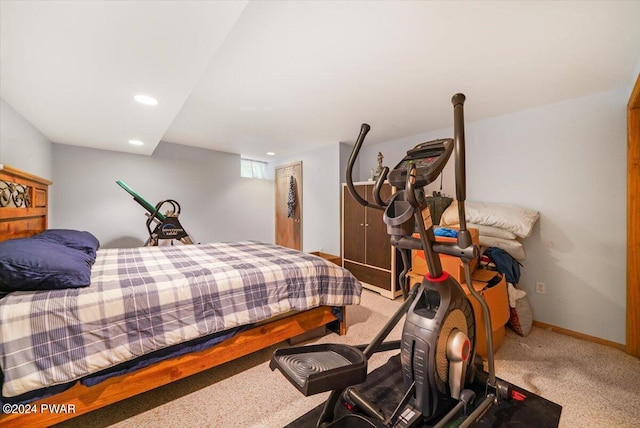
[343, 185, 366, 263]
[365, 184, 392, 270]
[627, 74, 640, 356]
[275, 162, 302, 250]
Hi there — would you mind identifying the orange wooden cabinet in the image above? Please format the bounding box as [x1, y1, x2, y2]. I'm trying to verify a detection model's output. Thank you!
[410, 228, 480, 284]
[407, 269, 510, 357]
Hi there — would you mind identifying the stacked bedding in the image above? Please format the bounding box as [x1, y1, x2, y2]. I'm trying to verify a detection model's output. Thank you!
[440, 201, 539, 260]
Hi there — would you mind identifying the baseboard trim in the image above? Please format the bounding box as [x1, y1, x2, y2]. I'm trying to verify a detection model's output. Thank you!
[532, 320, 626, 352]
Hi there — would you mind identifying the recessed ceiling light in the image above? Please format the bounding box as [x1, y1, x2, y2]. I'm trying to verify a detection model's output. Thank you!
[134, 94, 158, 106]
[129, 139, 144, 146]
[266, 152, 275, 156]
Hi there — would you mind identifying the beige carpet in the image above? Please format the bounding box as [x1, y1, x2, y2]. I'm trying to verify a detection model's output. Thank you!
[56, 289, 640, 428]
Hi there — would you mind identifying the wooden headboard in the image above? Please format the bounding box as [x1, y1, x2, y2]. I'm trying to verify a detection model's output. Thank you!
[0, 164, 52, 242]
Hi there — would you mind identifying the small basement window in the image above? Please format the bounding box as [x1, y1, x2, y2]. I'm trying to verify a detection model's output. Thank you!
[241, 158, 268, 179]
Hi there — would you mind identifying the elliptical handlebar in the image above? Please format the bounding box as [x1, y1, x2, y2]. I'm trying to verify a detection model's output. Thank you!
[405, 163, 420, 209]
[451, 93, 497, 388]
[372, 166, 389, 207]
[346, 123, 387, 211]
[452, 93, 468, 232]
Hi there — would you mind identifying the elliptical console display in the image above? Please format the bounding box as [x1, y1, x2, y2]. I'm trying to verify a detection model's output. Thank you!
[387, 139, 453, 189]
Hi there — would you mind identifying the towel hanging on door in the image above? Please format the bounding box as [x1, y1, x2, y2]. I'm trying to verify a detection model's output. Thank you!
[287, 175, 297, 218]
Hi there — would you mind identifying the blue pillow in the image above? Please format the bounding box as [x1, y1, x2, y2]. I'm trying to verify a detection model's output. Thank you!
[0, 238, 93, 292]
[33, 229, 100, 260]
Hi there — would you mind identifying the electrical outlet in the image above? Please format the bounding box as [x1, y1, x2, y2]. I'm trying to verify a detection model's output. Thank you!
[535, 282, 547, 294]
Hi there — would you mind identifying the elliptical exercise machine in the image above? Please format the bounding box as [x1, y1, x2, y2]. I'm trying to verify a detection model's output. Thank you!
[270, 94, 511, 427]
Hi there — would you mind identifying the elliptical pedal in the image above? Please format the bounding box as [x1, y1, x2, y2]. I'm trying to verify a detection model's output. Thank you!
[270, 344, 367, 396]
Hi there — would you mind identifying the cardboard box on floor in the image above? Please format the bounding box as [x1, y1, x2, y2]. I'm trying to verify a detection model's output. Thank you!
[411, 227, 480, 284]
[406, 268, 509, 357]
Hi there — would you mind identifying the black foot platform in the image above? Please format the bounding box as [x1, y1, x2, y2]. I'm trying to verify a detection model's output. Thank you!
[286, 354, 562, 428]
[270, 344, 367, 396]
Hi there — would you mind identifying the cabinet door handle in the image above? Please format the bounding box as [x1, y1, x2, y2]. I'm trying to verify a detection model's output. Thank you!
[360, 223, 364, 226]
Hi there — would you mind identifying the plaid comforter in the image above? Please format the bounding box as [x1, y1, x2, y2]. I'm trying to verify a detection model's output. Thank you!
[0, 241, 361, 398]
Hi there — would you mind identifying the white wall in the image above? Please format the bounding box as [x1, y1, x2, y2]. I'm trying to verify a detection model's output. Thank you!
[0, 98, 52, 179]
[275, 144, 343, 256]
[358, 87, 629, 344]
[52, 142, 274, 248]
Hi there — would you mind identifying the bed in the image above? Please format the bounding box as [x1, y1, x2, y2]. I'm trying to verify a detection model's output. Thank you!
[0, 164, 362, 427]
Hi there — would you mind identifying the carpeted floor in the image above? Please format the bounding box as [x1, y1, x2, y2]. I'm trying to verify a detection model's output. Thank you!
[55, 289, 640, 428]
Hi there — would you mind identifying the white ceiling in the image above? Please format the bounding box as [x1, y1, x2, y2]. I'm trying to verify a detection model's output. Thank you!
[1, 1, 639, 161]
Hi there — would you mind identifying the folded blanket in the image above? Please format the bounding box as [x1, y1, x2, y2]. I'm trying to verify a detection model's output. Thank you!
[440, 201, 539, 238]
[445, 222, 516, 240]
[480, 236, 526, 260]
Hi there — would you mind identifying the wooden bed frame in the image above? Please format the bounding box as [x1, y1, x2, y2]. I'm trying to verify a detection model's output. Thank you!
[0, 164, 347, 427]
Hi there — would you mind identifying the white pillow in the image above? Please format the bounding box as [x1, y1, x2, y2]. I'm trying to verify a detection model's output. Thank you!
[440, 201, 539, 238]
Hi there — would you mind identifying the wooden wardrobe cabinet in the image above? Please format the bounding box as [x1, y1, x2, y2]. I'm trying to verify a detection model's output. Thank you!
[342, 182, 403, 299]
